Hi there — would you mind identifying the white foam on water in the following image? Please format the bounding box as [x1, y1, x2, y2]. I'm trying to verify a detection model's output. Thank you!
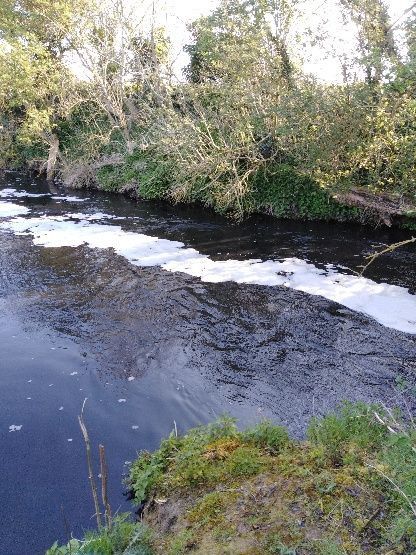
[0, 214, 415, 334]
[0, 202, 30, 217]
[70, 212, 114, 219]
[0, 187, 89, 202]
[52, 196, 89, 202]
[0, 188, 51, 199]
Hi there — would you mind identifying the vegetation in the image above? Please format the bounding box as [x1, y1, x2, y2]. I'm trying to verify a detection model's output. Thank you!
[46, 515, 154, 555]
[49, 402, 416, 554]
[1, 0, 416, 226]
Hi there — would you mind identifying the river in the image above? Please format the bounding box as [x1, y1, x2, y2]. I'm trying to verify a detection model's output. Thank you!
[0, 171, 415, 554]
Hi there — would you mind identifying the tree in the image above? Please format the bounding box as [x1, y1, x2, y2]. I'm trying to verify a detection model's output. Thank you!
[184, 0, 295, 86]
[339, 0, 397, 85]
[0, 0, 91, 178]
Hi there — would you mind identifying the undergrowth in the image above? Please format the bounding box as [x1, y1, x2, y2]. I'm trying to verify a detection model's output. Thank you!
[48, 402, 416, 554]
[95, 157, 368, 224]
[46, 514, 153, 555]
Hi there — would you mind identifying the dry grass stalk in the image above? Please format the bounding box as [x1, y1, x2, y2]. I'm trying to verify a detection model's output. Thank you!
[78, 398, 102, 529]
[99, 444, 112, 529]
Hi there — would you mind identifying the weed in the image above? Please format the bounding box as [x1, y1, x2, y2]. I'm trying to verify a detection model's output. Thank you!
[46, 515, 154, 555]
[167, 530, 194, 555]
[307, 402, 387, 466]
[265, 533, 297, 554]
[243, 421, 290, 454]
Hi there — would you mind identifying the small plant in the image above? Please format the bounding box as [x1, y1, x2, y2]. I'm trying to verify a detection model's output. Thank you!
[226, 445, 265, 477]
[314, 539, 345, 555]
[315, 471, 337, 495]
[307, 402, 387, 466]
[265, 534, 297, 554]
[243, 420, 290, 453]
[167, 529, 194, 555]
[46, 515, 154, 555]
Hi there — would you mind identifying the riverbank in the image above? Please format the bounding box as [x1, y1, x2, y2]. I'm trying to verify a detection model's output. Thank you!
[60, 161, 416, 231]
[47, 402, 416, 555]
[4, 157, 416, 230]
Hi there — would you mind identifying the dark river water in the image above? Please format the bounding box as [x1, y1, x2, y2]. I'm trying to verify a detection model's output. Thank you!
[0, 172, 415, 554]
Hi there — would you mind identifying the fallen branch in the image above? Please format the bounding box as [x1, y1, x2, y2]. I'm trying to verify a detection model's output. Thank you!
[358, 237, 416, 276]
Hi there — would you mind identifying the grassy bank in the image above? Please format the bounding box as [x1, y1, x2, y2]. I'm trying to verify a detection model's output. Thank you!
[94, 159, 369, 224]
[47, 402, 416, 554]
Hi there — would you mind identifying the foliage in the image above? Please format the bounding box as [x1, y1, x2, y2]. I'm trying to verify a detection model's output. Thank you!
[46, 514, 154, 555]
[95, 148, 173, 199]
[249, 164, 363, 221]
[307, 401, 388, 465]
[242, 419, 290, 453]
[1, 0, 416, 227]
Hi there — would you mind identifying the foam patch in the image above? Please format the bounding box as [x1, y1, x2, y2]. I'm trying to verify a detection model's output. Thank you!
[0, 202, 30, 217]
[1, 213, 415, 334]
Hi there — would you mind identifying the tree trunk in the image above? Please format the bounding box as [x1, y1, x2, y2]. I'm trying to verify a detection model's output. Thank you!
[46, 134, 60, 181]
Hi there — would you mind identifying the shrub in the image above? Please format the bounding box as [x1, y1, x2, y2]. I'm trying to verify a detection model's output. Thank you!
[250, 164, 362, 221]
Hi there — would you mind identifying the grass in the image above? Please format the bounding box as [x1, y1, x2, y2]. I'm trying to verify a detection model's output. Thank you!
[46, 514, 153, 554]
[48, 403, 416, 554]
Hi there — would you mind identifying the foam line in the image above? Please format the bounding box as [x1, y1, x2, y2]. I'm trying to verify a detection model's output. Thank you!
[1, 213, 415, 334]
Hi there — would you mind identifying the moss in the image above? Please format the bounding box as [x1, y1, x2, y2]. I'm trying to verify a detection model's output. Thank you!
[188, 491, 238, 527]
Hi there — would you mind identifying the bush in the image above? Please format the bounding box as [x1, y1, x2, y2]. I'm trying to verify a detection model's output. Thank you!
[250, 164, 362, 221]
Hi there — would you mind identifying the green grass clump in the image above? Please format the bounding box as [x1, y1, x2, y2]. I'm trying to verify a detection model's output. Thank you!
[46, 514, 154, 555]
[307, 401, 388, 465]
[243, 420, 290, 453]
[129, 416, 281, 503]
